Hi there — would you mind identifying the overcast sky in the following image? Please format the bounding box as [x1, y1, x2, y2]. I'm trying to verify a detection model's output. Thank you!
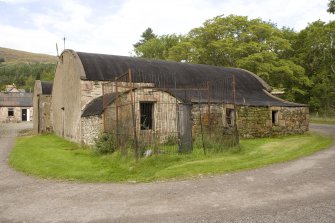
[0, 0, 333, 56]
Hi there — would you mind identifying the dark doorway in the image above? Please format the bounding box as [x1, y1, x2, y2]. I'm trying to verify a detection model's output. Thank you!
[22, 109, 27, 121]
[272, 110, 279, 125]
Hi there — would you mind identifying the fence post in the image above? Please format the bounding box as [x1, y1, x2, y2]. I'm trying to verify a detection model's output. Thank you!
[129, 69, 139, 160]
[232, 75, 239, 145]
[115, 77, 120, 151]
[198, 92, 206, 155]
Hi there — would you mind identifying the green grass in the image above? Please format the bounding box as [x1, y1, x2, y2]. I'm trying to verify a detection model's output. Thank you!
[9, 133, 333, 183]
[310, 117, 335, 125]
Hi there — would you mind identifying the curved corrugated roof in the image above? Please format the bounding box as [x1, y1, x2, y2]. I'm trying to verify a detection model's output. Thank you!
[82, 93, 117, 117]
[76, 51, 306, 107]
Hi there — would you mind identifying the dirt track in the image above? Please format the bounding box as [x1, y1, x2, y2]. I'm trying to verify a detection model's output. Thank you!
[0, 123, 334, 223]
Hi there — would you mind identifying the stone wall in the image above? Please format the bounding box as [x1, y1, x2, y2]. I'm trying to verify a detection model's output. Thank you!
[191, 103, 309, 138]
[237, 106, 309, 138]
[37, 95, 53, 133]
[84, 84, 309, 145]
[81, 115, 103, 145]
[80, 80, 107, 109]
[191, 103, 234, 132]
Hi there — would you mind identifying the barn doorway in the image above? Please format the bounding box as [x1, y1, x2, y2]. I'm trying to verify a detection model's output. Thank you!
[22, 109, 27, 121]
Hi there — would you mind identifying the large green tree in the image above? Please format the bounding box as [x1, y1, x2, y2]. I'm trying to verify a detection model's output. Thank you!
[134, 15, 309, 102]
[294, 20, 335, 113]
[133, 27, 157, 48]
[134, 34, 182, 59]
[328, 0, 335, 14]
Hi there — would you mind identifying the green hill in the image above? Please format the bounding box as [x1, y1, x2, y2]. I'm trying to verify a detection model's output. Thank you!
[0, 47, 57, 64]
[0, 47, 57, 91]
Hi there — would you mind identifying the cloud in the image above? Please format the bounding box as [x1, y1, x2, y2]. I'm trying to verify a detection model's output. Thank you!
[0, 0, 333, 55]
[0, 0, 39, 4]
[0, 24, 60, 55]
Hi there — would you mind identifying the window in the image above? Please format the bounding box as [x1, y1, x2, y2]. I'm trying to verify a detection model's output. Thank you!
[226, 108, 235, 126]
[8, 108, 14, 117]
[272, 110, 279, 125]
[140, 102, 153, 130]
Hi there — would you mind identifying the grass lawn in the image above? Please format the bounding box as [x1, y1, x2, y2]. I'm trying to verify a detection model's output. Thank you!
[9, 133, 333, 183]
[310, 117, 335, 125]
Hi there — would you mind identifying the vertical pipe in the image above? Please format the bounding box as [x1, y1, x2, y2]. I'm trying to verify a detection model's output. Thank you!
[129, 69, 139, 160]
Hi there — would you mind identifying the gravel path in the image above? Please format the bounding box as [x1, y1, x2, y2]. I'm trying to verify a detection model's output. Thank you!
[0, 123, 334, 223]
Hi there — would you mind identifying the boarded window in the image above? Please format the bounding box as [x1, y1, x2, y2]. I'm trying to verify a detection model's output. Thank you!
[226, 108, 235, 126]
[8, 108, 14, 117]
[272, 110, 279, 125]
[140, 102, 153, 130]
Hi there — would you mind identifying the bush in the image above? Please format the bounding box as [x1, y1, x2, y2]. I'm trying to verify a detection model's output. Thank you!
[94, 132, 116, 154]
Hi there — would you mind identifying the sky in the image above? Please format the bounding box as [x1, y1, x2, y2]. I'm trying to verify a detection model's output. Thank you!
[0, 0, 333, 56]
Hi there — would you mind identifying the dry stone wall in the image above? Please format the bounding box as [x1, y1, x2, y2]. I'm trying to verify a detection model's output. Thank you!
[191, 104, 309, 138]
[237, 106, 309, 138]
[81, 115, 103, 145]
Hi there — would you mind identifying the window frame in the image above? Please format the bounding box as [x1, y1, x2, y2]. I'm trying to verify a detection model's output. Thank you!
[226, 108, 235, 126]
[8, 108, 14, 117]
[140, 102, 154, 130]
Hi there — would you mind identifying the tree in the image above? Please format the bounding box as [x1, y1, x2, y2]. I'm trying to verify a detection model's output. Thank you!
[133, 27, 157, 48]
[168, 15, 309, 102]
[328, 0, 335, 14]
[132, 15, 335, 111]
[0, 62, 56, 92]
[134, 34, 182, 59]
[293, 20, 335, 113]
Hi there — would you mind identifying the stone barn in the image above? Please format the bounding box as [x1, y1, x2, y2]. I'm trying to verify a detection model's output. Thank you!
[51, 50, 309, 145]
[33, 80, 53, 133]
[0, 84, 33, 123]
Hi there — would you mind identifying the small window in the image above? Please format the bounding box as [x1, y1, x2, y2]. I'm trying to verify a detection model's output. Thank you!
[272, 110, 279, 125]
[226, 108, 235, 126]
[140, 102, 154, 130]
[8, 108, 14, 117]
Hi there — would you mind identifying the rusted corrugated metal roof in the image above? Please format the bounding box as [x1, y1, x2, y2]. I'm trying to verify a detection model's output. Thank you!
[81, 93, 116, 117]
[0, 92, 33, 107]
[76, 51, 306, 108]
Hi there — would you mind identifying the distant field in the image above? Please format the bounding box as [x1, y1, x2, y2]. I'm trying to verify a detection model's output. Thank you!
[310, 117, 335, 125]
[0, 47, 57, 64]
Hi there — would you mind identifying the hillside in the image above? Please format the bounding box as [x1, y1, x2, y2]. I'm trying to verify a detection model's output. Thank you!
[0, 47, 58, 64]
[0, 47, 57, 92]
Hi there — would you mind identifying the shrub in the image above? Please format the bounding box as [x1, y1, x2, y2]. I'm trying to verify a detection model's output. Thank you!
[94, 132, 116, 154]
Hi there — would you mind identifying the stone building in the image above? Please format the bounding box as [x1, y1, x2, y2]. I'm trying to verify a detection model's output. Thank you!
[51, 50, 308, 145]
[33, 80, 53, 133]
[0, 84, 33, 123]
